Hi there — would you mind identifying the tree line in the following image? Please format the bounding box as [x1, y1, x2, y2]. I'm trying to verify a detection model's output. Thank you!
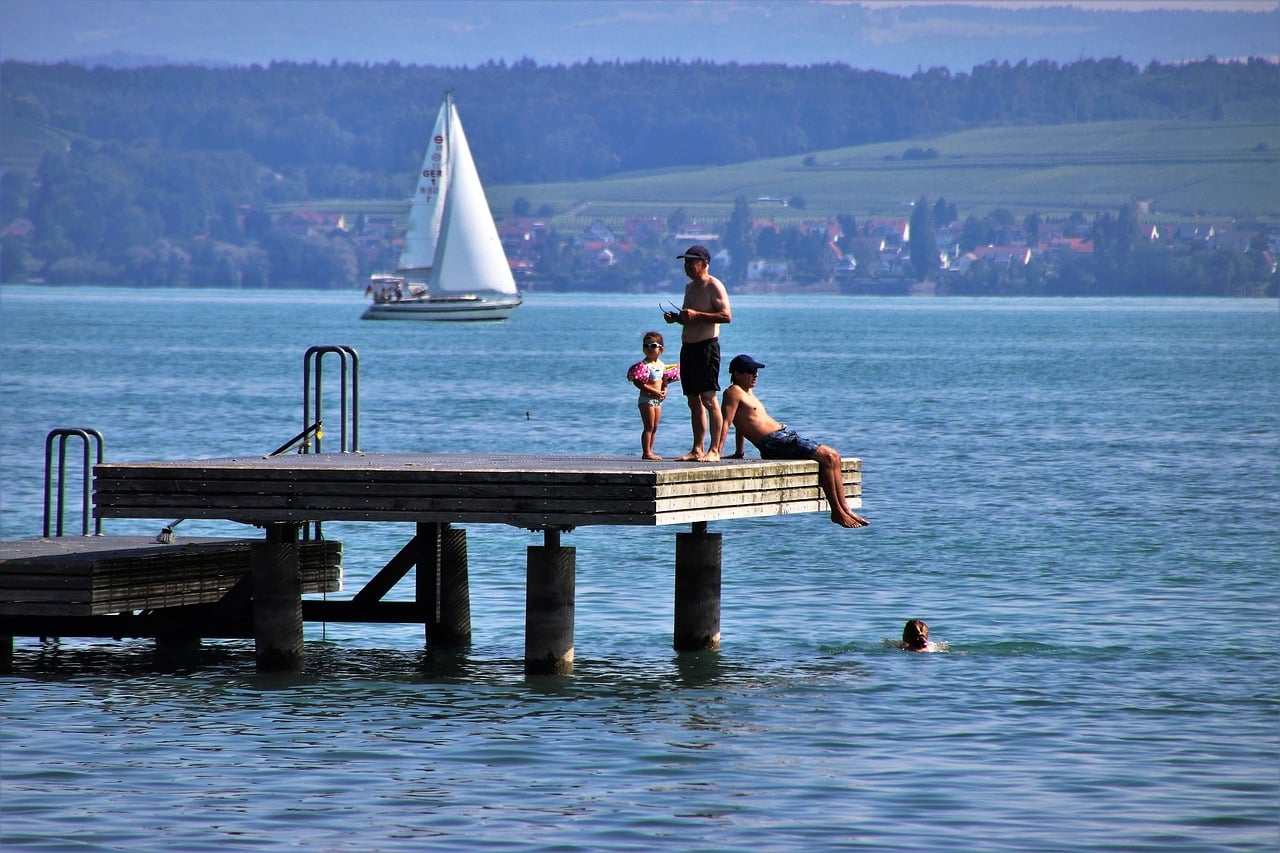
[1, 56, 1276, 291]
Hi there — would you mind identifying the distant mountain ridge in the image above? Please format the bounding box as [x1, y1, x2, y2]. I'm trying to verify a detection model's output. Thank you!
[55, 51, 237, 70]
[4, 56, 1276, 187]
[4, 1, 1278, 76]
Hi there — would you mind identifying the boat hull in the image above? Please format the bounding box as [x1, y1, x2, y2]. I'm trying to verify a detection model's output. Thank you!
[361, 293, 522, 322]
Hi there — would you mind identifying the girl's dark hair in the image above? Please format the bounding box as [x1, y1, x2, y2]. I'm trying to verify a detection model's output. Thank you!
[902, 619, 929, 650]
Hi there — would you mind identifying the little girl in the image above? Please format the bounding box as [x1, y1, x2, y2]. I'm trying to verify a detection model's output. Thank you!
[627, 331, 676, 460]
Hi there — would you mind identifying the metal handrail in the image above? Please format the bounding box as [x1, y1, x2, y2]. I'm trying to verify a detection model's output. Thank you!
[43, 428, 105, 536]
[303, 345, 360, 453]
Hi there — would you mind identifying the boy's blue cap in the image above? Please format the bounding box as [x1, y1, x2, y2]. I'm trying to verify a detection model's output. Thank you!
[677, 245, 711, 262]
[729, 354, 766, 372]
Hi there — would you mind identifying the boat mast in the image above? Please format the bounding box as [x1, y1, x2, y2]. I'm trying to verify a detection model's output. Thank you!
[428, 91, 456, 288]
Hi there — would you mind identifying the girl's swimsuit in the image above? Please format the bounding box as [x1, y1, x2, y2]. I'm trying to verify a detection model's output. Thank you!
[637, 360, 666, 407]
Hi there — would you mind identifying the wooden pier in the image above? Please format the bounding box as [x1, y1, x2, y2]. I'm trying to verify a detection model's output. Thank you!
[3, 452, 861, 674]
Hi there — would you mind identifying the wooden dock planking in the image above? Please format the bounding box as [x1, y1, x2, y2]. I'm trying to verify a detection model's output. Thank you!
[0, 537, 341, 617]
[93, 452, 861, 527]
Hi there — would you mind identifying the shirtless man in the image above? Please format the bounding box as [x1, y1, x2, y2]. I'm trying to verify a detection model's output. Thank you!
[663, 245, 732, 462]
[715, 354, 869, 528]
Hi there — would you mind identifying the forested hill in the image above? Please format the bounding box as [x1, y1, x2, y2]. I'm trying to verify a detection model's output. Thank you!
[2, 57, 1277, 292]
[4, 57, 1278, 190]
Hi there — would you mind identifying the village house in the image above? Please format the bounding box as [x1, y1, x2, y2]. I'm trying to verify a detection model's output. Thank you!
[499, 217, 550, 261]
[862, 217, 911, 246]
[951, 245, 1035, 274]
[747, 259, 790, 281]
[283, 210, 349, 238]
[623, 217, 665, 243]
[361, 215, 397, 239]
[674, 224, 719, 244]
[1038, 236, 1094, 255]
[877, 247, 912, 277]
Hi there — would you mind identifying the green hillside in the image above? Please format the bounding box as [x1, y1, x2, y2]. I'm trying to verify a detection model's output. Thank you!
[486, 119, 1280, 228]
[0, 118, 71, 171]
[13, 117, 1278, 228]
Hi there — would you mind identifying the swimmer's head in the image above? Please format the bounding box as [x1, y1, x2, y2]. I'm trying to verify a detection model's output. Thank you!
[902, 619, 929, 651]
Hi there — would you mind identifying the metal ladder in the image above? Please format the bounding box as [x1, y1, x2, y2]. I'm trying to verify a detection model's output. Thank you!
[43, 347, 360, 543]
[303, 345, 360, 454]
[43, 428, 105, 537]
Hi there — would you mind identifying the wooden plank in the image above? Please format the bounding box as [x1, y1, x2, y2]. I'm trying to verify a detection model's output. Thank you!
[93, 481, 860, 517]
[94, 453, 857, 483]
[91, 471, 861, 498]
[0, 537, 342, 616]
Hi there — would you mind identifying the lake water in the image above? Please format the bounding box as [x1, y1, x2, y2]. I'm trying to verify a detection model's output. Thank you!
[1, 287, 1277, 851]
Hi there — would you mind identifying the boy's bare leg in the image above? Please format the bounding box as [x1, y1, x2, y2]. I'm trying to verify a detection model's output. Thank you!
[816, 446, 869, 527]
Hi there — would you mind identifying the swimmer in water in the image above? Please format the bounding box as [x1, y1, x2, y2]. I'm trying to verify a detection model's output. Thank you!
[901, 619, 930, 651]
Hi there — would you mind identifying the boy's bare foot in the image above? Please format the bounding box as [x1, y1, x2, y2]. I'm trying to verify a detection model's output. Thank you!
[642, 453, 663, 460]
[676, 450, 703, 461]
[700, 450, 721, 463]
[831, 509, 870, 528]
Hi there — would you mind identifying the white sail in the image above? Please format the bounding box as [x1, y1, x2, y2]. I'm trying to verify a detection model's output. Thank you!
[363, 92, 521, 321]
[397, 101, 449, 276]
[430, 97, 518, 296]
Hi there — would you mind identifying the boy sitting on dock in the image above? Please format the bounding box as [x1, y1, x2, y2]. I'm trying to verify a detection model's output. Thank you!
[716, 354, 869, 528]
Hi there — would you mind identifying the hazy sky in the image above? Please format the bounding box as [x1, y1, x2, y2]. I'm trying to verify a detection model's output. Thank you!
[2, 0, 1277, 74]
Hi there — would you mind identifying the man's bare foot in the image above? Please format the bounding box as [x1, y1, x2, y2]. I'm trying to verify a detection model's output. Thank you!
[676, 450, 703, 461]
[831, 510, 870, 528]
[642, 453, 663, 460]
[700, 450, 721, 463]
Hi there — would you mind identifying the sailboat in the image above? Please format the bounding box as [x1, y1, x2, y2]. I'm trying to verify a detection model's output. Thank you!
[362, 93, 522, 321]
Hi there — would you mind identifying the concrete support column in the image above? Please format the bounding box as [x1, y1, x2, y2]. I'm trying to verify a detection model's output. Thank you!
[251, 522, 304, 670]
[525, 529, 575, 675]
[417, 522, 472, 649]
[674, 522, 721, 652]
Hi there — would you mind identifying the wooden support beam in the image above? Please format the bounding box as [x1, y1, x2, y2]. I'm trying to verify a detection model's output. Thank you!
[436, 525, 471, 648]
[525, 538, 575, 675]
[251, 523, 304, 671]
[415, 522, 472, 650]
[353, 536, 418, 602]
[674, 524, 722, 652]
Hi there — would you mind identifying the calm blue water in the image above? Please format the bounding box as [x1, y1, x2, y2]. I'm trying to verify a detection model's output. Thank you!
[1, 286, 1277, 852]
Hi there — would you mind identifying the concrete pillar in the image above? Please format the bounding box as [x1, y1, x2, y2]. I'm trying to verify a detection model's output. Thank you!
[417, 522, 472, 649]
[525, 529, 575, 675]
[674, 522, 721, 652]
[251, 523, 304, 670]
